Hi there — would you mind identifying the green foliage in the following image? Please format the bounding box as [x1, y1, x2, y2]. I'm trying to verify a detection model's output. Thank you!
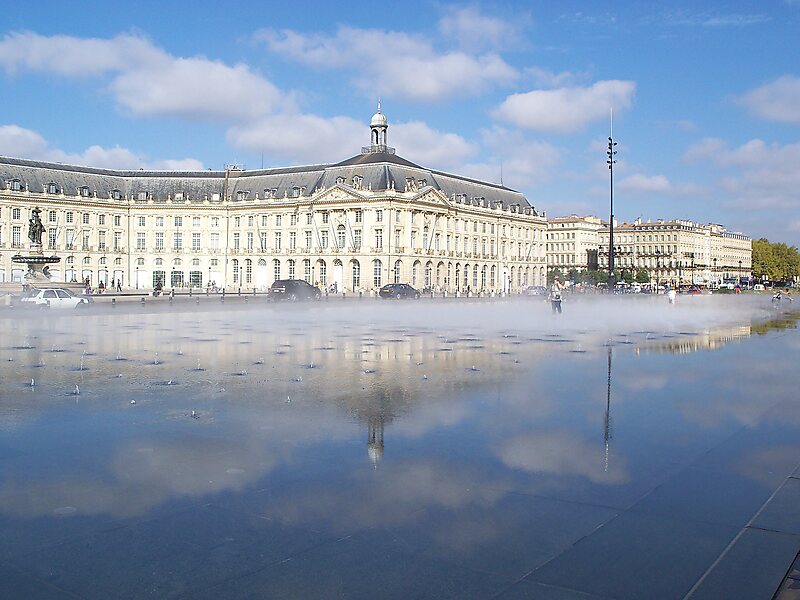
[752, 238, 800, 281]
[635, 268, 650, 284]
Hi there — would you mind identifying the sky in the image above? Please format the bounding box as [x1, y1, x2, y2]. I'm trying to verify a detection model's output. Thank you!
[1, 0, 799, 244]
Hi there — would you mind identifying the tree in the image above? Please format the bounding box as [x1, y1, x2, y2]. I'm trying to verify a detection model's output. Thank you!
[752, 238, 800, 282]
[635, 268, 650, 284]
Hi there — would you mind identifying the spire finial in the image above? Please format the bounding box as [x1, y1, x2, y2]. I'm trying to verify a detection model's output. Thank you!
[377, 98, 381, 113]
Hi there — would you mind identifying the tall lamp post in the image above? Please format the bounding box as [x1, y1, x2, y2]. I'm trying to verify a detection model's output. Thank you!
[135, 266, 139, 290]
[607, 118, 618, 291]
[712, 257, 717, 288]
[655, 249, 661, 293]
[678, 261, 682, 288]
[738, 259, 742, 286]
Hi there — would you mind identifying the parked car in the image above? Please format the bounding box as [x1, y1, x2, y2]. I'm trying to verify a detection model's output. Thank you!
[525, 285, 547, 296]
[20, 287, 92, 308]
[753, 284, 765, 291]
[269, 279, 321, 301]
[378, 283, 421, 299]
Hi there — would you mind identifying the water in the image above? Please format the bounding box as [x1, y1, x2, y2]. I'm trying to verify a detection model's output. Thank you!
[0, 296, 798, 599]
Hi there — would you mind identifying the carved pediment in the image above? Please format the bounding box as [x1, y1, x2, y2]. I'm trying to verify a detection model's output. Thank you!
[413, 189, 451, 207]
[313, 184, 364, 203]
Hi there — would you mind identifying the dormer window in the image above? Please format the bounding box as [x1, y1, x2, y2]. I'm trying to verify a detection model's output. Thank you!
[174, 192, 184, 201]
[419, 179, 427, 187]
[336, 176, 345, 185]
[10, 179, 22, 191]
[236, 190, 248, 200]
[47, 183, 58, 194]
[79, 186, 90, 197]
[111, 189, 122, 200]
[352, 175, 363, 189]
[405, 178, 416, 192]
[291, 186, 301, 198]
[137, 191, 148, 201]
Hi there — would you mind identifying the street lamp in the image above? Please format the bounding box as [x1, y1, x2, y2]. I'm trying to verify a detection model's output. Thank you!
[655, 249, 661, 293]
[712, 257, 717, 288]
[678, 261, 682, 288]
[738, 259, 742, 285]
[135, 266, 139, 290]
[607, 124, 618, 291]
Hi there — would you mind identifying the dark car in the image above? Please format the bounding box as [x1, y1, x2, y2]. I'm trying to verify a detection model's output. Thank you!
[269, 279, 321, 301]
[379, 283, 420, 299]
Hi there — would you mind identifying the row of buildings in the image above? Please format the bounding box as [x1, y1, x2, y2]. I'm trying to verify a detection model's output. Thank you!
[0, 107, 750, 292]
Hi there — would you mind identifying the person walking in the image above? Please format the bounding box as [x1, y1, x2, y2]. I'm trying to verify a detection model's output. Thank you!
[550, 275, 565, 314]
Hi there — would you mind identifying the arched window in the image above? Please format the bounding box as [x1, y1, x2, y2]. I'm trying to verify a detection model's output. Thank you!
[412, 261, 418, 286]
[481, 265, 487, 289]
[83, 257, 91, 265]
[455, 264, 460, 289]
[336, 225, 346, 249]
[273, 259, 281, 282]
[423, 226, 429, 251]
[472, 264, 479, 289]
[173, 258, 182, 266]
[232, 259, 239, 284]
[303, 259, 311, 282]
[245, 259, 253, 284]
[136, 258, 145, 266]
[352, 260, 361, 289]
[490, 265, 496, 288]
[373, 259, 382, 288]
[99, 257, 107, 265]
[318, 260, 327, 285]
[463, 264, 470, 288]
[288, 259, 296, 279]
[393, 260, 401, 283]
[154, 258, 163, 266]
[424, 262, 432, 288]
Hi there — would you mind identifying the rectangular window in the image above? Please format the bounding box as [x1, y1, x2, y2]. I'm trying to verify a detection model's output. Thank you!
[114, 215, 121, 226]
[137, 216, 146, 227]
[210, 233, 219, 250]
[113, 231, 121, 250]
[12, 226, 21, 247]
[48, 211, 57, 222]
[193, 216, 201, 227]
[289, 231, 296, 249]
[136, 232, 146, 250]
[305, 231, 312, 248]
[48, 228, 57, 248]
[274, 232, 281, 250]
[395, 230, 401, 249]
[355, 210, 362, 223]
[376, 209, 383, 222]
[66, 229, 75, 249]
[156, 216, 164, 227]
[353, 229, 362, 250]
[98, 215, 105, 225]
[192, 232, 201, 251]
[290, 214, 298, 226]
[321, 230, 329, 249]
[211, 217, 219, 227]
[306, 213, 312, 225]
[375, 229, 383, 249]
[235, 216, 241, 227]
[83, 213, 90, 225]
[322, 212, 329, 224]
[247, 232, 253, 250]
[233, 233, 240, 250]
[260, 232, 268, 250]
[98, 231, 106, 250]
[174, 216, 182, 228]
[275, 215, 282, 226]
[261, 215, 268, 227]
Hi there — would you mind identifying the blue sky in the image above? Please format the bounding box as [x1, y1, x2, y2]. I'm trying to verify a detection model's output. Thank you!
[1, 1, 799, 244]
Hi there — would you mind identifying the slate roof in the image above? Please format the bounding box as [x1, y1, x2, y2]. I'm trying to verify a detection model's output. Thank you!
[0, 151, 535, 212]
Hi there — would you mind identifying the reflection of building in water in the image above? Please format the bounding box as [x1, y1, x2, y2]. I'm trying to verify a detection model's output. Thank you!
[367, 416, 385, 467]
[640, 325, 751, 355]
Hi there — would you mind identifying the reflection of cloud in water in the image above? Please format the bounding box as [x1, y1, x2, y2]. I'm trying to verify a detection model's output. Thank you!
[735, 444, 800, 487]
[621, 373, 668, 392]
[494, 431, 628, 484]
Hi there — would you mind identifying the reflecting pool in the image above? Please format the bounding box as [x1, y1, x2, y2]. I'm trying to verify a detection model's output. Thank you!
[1, 296, 798, 599]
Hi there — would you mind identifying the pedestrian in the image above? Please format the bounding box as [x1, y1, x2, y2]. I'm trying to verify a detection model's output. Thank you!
[116, 279, 121, 292]
[550, 275, 565, 314]
[667, 284, 677, 305]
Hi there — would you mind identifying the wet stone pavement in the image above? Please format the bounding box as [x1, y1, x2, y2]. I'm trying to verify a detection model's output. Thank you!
[0, 295, 798, 599]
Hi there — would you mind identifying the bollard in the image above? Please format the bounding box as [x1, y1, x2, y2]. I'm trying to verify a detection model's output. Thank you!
[342, 292, 346, 299]
[196, 297, 200, 304]
[111, 298, 116, 307]
[238, 287, 241, 296]
[253, 287, 256, 296]
[189, 288, 192, 297]
[359, 291, 363, 299]
[140, 297, 145, 304]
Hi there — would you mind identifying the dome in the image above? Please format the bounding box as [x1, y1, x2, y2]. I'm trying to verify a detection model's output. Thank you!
[370, 100, 387, 127]
[370, 111, 387, 127]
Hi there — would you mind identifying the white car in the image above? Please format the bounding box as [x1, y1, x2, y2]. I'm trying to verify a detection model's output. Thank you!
[21, 288, 92, 308]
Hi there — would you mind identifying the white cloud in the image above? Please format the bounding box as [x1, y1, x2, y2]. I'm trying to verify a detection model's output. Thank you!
[0, 124, 203, 170]
[256, 26, 517, 102]
[738, 75, 800, 123]
[494, 80, 636, 132]
[392, 121, 476, 169]
[526, 67, 587, 88]
[0, 31, 283, 122]
[618, 173, 671, 193]
[227, 113, 364, 165]
[683, 137, 800, 209]
[438, 6, 523, 50]
[458, 126, 562, 191]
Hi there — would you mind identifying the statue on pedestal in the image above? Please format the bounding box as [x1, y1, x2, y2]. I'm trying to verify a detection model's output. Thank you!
[28, 207, 45, 246]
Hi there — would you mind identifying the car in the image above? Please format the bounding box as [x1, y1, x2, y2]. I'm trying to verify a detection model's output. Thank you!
[753, 284, 765, 291]
[269, 279, 321, 301]
[525, 285, 547, 297]
[378, 283, 420, 299]
[20, 287, 92, 308]
[683, 286, 702, 295]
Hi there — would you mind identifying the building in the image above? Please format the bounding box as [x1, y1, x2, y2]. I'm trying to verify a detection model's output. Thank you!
[546, 215, 603, 272]
[597, 218, 751, 287]
[0, 106, 547, 293]
[545, 215, 752, 287]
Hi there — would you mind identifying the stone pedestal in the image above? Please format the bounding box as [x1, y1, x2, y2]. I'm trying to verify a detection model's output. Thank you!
[11, 245, 62, 284]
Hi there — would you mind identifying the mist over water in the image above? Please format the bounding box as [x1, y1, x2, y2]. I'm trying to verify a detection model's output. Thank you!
[0, 295, 798, 598]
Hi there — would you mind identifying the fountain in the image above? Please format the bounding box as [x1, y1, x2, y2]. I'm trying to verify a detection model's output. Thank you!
[11, 207, 61, 286]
